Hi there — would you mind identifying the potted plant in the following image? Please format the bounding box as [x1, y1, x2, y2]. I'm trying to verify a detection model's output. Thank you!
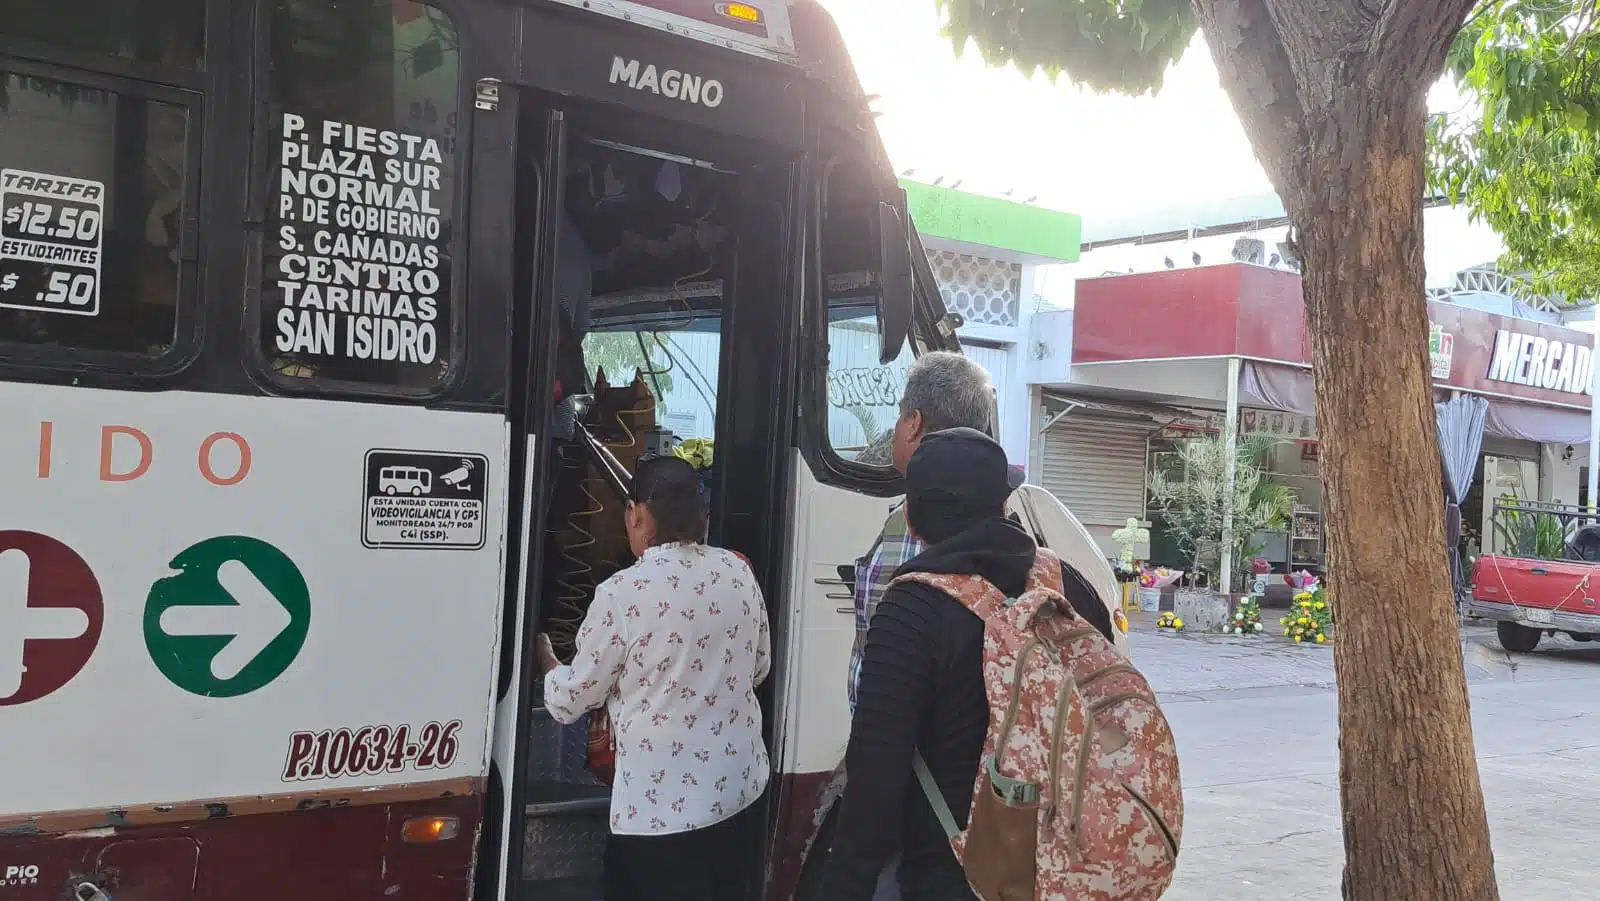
[1148, 436, 1294, 631]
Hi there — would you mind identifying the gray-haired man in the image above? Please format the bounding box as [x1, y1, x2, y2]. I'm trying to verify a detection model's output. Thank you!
[848, 351, 996, 709]
[848, 351, 994, 901]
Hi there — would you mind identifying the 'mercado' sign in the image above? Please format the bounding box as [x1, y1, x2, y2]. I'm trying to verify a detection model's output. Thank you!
[609, 57, 725, 109]
[1486, 329, 1594, 396]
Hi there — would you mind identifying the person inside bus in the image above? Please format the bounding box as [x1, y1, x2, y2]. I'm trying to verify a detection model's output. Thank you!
[537, 454, 770, 901]
[822, 427, 1053, 901]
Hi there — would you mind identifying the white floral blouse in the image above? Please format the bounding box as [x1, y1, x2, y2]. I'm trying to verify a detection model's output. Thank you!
[544, 542, 772, 835]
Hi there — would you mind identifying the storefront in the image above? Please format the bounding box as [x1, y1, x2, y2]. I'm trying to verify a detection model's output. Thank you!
[1037, 402, 1159, 546]
[1026, 262, 1595, 588]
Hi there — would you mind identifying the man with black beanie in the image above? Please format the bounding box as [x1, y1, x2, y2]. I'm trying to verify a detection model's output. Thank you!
[820, 428, 1112, 901]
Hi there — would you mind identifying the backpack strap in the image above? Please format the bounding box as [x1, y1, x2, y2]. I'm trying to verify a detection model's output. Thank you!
[912, 751, 961, 841]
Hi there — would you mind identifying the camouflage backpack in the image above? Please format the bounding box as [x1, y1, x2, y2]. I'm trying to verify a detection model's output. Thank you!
[895, 547, 1182, 901]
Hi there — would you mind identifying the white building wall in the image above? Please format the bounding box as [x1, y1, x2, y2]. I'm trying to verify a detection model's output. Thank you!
[927, 243, 1046, 473]
[1541, 442, 1588, 506]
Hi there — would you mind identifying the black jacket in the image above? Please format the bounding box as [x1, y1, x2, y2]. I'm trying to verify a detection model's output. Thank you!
[819, 517, 1114, 901]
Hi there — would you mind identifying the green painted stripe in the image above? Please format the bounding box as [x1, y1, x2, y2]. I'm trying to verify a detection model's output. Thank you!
[901, 180, 1082, 263]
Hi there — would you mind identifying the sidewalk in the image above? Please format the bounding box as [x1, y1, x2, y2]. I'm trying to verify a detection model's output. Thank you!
[1125, 608, 1600, 699]
[1138, 613, 1600, 901]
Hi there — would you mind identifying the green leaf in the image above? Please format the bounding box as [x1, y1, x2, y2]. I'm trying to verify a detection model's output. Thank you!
[1429, 0, 1600, 300]
[933, 0, 1198, 96]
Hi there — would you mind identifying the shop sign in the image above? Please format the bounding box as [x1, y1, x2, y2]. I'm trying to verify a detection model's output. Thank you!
[1241, 409, 1317, 441]
[1429, 323, 1455, 380]
[1165, 410, 1317, 441]
[1485, 329, 1593, 396]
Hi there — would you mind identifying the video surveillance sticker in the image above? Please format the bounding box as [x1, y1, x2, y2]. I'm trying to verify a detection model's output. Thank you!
[362, 450, 488, 550]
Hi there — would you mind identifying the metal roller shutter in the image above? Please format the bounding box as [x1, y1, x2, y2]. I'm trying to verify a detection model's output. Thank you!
[1040, 413, 1152, 530]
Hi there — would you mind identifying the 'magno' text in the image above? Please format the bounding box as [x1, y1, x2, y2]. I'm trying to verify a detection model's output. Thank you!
[609, 57, 724, 109]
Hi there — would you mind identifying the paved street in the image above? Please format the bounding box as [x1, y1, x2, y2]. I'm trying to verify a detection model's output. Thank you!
[1134, 620, 1600, 900]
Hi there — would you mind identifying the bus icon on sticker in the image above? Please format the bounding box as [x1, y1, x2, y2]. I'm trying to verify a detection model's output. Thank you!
[378, 465, 433, 497]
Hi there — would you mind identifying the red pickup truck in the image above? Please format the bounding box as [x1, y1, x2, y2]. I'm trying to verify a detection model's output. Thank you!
[1468, 514, 1600, 652]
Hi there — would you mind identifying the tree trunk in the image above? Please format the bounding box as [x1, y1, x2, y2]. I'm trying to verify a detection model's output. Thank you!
[1191, 2, 1500, 898]
[1298, 97, 1500, 901]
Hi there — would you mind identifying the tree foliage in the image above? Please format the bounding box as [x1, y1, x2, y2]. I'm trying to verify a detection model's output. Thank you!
[1148, 436, 1293, 586]
[1431, 0, 1600, 299]
[936, 0, 1197, 95]
[583, 332, 675, 395]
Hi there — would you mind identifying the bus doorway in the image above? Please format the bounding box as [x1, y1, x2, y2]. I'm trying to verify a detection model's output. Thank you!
[504, 95, 799, 901]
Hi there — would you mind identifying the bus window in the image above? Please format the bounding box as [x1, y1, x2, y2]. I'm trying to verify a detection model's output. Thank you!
[821, 157, 913, 466]
[260, 0, 461, 391]
[0, 70, 191, 355]
[0, 1, 204, 69]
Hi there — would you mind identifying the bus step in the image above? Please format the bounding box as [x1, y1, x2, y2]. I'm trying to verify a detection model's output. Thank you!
[521, 804, 607, 884]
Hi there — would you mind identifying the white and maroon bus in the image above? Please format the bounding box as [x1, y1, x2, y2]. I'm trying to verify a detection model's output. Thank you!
[0, 1, 977, 899]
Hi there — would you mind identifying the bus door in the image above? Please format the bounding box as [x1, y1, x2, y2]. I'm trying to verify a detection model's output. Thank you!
[762, 121, 930, 899]
[484, 7, 811, 899]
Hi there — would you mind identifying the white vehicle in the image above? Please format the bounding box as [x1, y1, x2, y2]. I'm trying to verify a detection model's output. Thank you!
[1009, 483, 1132, 657]
[0, 2, 1118, 900]
[380, 466, 433, 496]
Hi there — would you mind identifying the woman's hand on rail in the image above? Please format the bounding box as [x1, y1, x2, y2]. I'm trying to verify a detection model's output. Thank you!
[536, 632, 562, 675]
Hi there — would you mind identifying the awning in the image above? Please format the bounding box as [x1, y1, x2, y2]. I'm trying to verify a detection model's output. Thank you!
[1240, 360, 1590, 446]
[1040, 389, 1212, 430]
[1240, 361, 1315, 416]
[1484, 400, 1590, 445]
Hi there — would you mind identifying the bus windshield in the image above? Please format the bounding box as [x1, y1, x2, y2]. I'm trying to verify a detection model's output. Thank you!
[583, 325, 720, 443]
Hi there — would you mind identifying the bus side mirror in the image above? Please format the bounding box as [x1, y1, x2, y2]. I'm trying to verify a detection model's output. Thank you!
[876, 201, 914, 365]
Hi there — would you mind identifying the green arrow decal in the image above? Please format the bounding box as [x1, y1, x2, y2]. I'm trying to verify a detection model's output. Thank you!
[144, 536, 310, 698]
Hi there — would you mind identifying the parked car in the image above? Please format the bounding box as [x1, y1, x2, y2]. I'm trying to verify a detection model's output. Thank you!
[1467, 500, 1600, 652]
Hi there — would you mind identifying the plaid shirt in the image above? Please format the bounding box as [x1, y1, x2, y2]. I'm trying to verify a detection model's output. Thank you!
[848, 503, 925, 712]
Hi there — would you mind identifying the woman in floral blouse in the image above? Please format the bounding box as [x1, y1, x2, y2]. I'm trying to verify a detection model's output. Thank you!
[538, 454, 771, 901]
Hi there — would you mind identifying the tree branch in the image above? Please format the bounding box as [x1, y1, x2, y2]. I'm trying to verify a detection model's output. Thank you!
[1368, 0, 1484, 90]
[1191, 0, 1312, 200]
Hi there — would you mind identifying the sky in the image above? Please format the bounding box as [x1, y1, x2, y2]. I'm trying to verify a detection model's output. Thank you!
[817, 0, 1509, 296]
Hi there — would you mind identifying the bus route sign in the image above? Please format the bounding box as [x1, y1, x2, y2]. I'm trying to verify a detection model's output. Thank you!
[0, 531, 104, 706]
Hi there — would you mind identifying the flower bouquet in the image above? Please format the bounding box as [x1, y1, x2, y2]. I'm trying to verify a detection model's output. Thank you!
[1250, 557, 1272, 576]
[1229, 596, 1265, 636]
[1285, 569, 1319, 591]
[1112, 518, 1150, 582]
[1136, 566, 1184, 613]
[1155, 612, 1185, 631]
[1281, 587, 1333, 643]
[1139, 567, 1184, 590]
